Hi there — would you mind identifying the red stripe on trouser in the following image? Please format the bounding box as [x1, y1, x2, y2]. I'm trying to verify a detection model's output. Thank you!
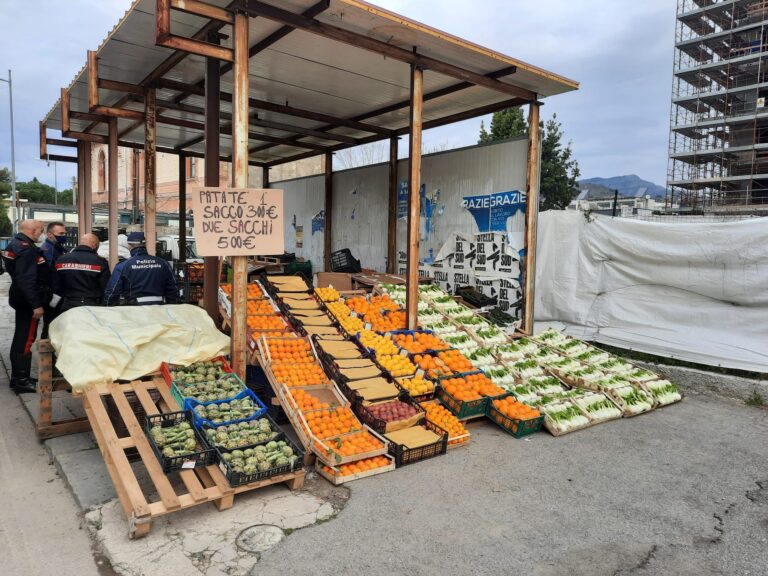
[24, 317, 39, 354]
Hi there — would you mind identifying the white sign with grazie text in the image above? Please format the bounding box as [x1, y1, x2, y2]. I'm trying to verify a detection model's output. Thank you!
[192, 188, 285, 257]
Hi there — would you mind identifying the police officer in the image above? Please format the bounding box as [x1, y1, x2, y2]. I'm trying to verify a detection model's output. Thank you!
[104, 232, 179, 306]
[53, 233, 110, 312]
[1, 220, 51, 393]
[40, 221, 68, 338]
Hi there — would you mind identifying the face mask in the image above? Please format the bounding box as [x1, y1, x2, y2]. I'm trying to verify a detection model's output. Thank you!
[55, 234, 68, 245]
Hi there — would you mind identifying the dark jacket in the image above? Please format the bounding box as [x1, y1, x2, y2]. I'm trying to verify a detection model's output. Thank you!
[41, 238, 66, 268]
[1, 232, 52, 310]
[104, 246, 178, 306]
[53, 245, 110, 310]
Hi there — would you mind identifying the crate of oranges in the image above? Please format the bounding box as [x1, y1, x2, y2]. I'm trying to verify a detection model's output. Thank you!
[314, 427, 389, 466]
[316, 454, 395, 485]
[284, 385, 346, 415]
[259, 337, 316, 365]
[487, 396, 545, 438]
[389, 330, 451, 354]
[411, 353, 456, 380]
[436, 373, 507, 420]
[301, 406, 362, 440]
[246, 314, 290, 334]
[420, 401, 471, 448]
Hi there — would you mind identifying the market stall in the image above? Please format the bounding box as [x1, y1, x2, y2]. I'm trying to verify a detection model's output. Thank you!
[28, 0, 687, 542]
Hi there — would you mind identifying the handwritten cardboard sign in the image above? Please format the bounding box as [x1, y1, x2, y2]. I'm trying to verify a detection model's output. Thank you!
[192, 187, 284, 256]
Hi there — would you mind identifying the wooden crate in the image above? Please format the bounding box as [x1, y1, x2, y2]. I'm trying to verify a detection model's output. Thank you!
[36, 339, 90, 439]
[83, 375, 305, 539]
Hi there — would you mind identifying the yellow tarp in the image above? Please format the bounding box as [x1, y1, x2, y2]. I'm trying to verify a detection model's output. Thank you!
[48, 304, 230, 391]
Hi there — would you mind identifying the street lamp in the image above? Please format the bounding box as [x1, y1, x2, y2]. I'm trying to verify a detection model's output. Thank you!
[0, 69, 17, 233]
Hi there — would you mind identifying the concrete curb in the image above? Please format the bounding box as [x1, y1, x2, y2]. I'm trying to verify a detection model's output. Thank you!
[633, 360, 767, 404]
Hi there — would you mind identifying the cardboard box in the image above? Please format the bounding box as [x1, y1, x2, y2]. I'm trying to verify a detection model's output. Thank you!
[315, 272, 353, 291]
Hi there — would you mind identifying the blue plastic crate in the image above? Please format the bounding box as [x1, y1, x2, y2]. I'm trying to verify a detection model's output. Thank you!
[185, 388, 267, 429]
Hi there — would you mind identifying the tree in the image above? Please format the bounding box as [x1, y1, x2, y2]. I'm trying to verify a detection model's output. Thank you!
[479, 108, 527, 143]
[58, 189, 74, 205]
[539, 115, 580, 211]
[0, 208, 10, 236]
[16, 177, 57, 204]
[0, 167, 11, 198]
[477, 108, 580, 210]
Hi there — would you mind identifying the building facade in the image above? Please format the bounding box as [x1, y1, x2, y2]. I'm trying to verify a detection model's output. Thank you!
[86, 145, 323, 215]
[668, 0, 768, 212]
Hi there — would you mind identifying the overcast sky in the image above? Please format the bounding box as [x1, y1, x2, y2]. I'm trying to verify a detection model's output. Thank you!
[0, 0, 676, 189]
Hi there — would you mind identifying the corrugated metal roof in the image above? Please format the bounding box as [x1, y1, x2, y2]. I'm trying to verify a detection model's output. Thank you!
[42, 0, 578, 166]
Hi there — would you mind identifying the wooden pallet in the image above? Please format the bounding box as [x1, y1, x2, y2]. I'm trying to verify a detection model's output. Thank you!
[83, 375, 305, 539]
[36, 340, 90, 439]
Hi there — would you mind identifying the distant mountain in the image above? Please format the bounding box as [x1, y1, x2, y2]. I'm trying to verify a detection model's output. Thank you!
[578, 175, 667, 200]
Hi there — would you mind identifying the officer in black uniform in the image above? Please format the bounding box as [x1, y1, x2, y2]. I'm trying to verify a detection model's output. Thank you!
[52, 233, 110, 312]
[40, 221, 68, 338]
[1, 220, 51, 393]
[104, 232, 178, 306]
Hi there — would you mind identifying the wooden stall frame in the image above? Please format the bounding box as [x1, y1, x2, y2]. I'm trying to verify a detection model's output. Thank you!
[36, 340, 90, 440]
[82, 374, 305, 539]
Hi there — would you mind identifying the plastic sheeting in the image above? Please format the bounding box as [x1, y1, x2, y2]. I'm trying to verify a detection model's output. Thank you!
[535, 211, 768, 372]
[48, 304, 230, 391]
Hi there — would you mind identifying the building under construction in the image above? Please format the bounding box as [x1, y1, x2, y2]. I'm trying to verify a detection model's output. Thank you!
[668, 0, 768, 212]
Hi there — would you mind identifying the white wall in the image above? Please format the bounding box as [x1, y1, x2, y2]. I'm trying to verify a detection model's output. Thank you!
[273, 138, 529, 273]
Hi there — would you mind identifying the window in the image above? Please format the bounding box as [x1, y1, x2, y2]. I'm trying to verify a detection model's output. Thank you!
[190, 158, 197, 179]
[97, 149, 106, 192]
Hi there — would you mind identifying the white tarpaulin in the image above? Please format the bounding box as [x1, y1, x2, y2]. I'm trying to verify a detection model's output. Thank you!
[48, 304, 230, 390]
[535, 211, 768, 372]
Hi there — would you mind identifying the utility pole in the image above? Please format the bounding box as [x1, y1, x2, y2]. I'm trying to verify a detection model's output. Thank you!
[72, 176, 76, 207]
[54, 160, 58, 205]
[0, 69, 17, 233]
[612, 189, 619, 217]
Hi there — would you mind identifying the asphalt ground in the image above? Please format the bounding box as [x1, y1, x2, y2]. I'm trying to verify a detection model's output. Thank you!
[255, 393, 768, 576]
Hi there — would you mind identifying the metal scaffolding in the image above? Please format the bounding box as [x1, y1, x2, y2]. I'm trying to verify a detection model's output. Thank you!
[668, 0, 768, 212]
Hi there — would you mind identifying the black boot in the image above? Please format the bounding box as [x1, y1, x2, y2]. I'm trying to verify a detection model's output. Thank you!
[10, 352, 37, 394]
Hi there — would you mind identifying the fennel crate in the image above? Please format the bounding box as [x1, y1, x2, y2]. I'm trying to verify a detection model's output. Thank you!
[83, 375, 305, 540]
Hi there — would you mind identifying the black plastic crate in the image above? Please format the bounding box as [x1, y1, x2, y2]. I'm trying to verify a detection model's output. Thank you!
[179, 280, 204, 304]
[387, 419, 448, 467]
[199, 411, 285, 452]
[330, 249, 361, 273]
[216, 434, 304, 487]
[144, 411, 217, 473]
[174, 261, 205, 284]
[353, 392, 425, 436]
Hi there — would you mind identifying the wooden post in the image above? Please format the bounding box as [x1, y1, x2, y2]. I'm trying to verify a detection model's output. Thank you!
[324, 152, 333, 272]
[262, 166, 269, 188]
[178, 153, 187, 262]
[523, 102, 541, 335]
[132, 149, 141, 223]
[406, 65, 424, 330]
[77, 141, 86, 235]
[230, 10, 249, 379]
[83, 141, 92, 235]
[144, 88, 157, 255]
[203, 31, 221, 322]
[108, 117, 119, 269]
[387, 136, 398, 274]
